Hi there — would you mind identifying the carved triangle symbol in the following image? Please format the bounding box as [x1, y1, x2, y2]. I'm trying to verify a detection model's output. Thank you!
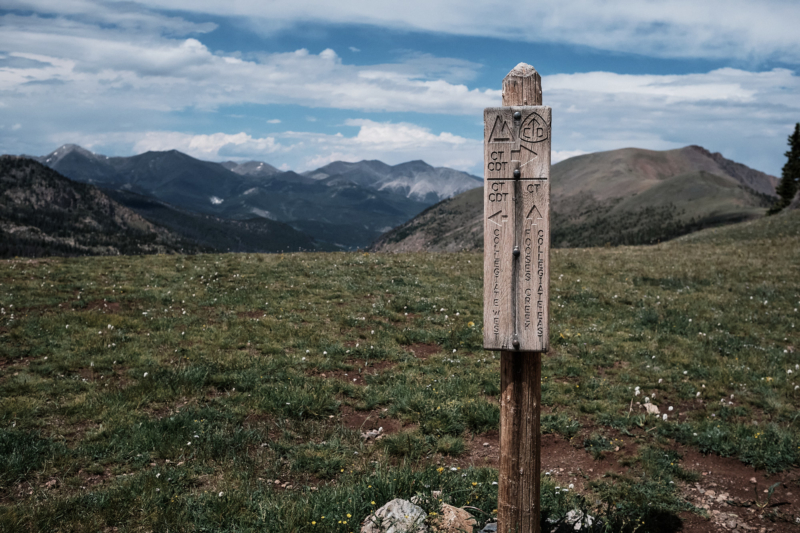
[488, 116, 514, 143]
[526, 204, 543, 220]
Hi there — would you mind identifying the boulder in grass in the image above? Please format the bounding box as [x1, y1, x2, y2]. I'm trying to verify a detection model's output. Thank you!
[361, 498, 428, 533]
[431, 503, 476, 532]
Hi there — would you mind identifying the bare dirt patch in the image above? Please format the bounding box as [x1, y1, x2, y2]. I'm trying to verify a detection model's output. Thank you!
[404, 343, 440, 360]
[459, 430, 499, 468]
[340, 405, 403, 434]
[312, 359, 396, 386]
[85, 299, 121, 313]
[0, 355, 33, 371]
[451, 431, 800, 531]
[678, 446, 800, 532]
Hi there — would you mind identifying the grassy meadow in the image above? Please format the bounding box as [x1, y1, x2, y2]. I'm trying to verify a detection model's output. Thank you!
[1, 210, 799, 532]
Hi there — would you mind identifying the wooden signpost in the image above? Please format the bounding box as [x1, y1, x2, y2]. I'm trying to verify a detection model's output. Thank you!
[483, 63, 550, 533]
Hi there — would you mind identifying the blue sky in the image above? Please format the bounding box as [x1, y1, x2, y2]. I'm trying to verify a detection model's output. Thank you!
[1, 1, 799, 177]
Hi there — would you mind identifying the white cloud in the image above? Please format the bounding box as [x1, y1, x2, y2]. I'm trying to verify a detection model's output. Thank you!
[53, 120, 482, 173]
[542, 68, 800, 174]
[134, 0, 800, 63]
[349, 47, 360, 53]
[282, 119, 480, 171]
[1, 3, 799, 176]
[132, 131, 279, 159]
[266, 119, 281, 124]
[3, 1, 216, 36]
[552, 150, 587, 164]
[0, 15, 497, 115]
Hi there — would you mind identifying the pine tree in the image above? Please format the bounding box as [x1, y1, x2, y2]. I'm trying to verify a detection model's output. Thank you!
[769, 123, 800, 214]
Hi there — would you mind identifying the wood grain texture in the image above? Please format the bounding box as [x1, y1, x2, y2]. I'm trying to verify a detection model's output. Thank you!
[498, 351, 541, 533]
[502, 63, 542, 107]
[492, 63, 546, 533]
[483, 106, 550, 351]
[484, 177, 515, 349]
[516, 175, 550, 352]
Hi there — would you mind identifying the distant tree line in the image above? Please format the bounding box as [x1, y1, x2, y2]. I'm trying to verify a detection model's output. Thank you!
[769, 122, 800, 214]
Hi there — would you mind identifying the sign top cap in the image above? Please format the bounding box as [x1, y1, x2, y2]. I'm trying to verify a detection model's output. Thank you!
[506, 63, 539, 78]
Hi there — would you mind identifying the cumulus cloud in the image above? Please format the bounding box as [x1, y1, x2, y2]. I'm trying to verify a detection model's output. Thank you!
[543, 68, 800, 173]
[552, 150, 587, 164]
[2, 2, 799, 175]
[134, 0, 800, 63]
[132, 131, 279, 159]
[285, 119, 481, 171]
[50, 120, 482, 172]
[0, 13, 497, 115]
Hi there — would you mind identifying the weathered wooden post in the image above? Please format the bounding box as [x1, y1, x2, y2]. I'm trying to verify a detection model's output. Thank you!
[483, 63, 550, 533]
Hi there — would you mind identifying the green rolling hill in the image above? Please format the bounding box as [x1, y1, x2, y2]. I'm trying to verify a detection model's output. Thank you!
[371, 145, 778, 252]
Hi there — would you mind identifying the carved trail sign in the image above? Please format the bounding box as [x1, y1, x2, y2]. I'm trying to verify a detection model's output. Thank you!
[483, 107, 550, 351]
[484, 63, 549, 533]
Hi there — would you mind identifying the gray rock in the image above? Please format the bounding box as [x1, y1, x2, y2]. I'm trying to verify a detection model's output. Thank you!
[480, 523, 497, 533]
[361, 498, 428, 533]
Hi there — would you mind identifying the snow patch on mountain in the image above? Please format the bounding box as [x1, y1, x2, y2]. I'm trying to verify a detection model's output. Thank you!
[309, 159, 481, 202]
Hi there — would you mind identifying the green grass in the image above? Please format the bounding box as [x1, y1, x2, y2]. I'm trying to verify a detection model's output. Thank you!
[1, 209, 799, 532]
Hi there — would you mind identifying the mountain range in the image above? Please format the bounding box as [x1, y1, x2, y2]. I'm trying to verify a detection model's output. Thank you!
[4, 143, 784, 258]
[370, 145, 779, 252]
[0, 156, 205, 258]
[30, 145, 483, 250]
